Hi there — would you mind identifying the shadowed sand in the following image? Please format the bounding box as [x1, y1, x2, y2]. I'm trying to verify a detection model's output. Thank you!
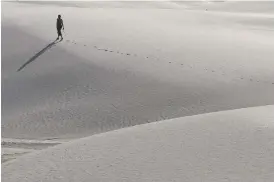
[2, 1, 274, 140]
[17, 40, 59, 72]
[2, 1, 274, 181]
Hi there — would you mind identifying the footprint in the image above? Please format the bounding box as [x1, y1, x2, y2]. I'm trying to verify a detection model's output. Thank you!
[126, 53, 130, 56]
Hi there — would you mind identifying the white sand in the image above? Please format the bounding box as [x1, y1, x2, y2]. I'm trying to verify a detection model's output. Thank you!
[1, 138, 65, 163]
[3, 105, 274, 181]
[2, 0, 274, 180]
[2, 1, 274, 140]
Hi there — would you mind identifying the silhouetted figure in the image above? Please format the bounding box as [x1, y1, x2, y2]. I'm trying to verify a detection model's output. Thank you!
[56, 15, 64, 40]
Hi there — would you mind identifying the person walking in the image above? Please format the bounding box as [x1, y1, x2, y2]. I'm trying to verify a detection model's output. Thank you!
[56, 15, 64, 40]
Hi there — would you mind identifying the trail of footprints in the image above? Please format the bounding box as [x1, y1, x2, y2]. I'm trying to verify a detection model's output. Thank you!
[65, 40, 274, 85]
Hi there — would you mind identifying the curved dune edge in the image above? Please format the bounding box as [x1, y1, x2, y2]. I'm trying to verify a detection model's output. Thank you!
[3, 105, 274, 182]
[3, 1, 274, 140]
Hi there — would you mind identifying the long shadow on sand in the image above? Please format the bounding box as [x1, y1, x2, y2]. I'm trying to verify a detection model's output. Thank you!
[17, 39, 61, 72]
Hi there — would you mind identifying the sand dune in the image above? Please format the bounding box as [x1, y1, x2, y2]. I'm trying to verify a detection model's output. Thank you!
[2, 1, 274, 140]
[186, 1, 274, 14]
[3, 105, 274, 181]
[2, 1, 274, 180]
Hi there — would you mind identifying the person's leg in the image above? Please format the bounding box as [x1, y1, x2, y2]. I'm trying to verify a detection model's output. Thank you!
[57, 29, 61, 40]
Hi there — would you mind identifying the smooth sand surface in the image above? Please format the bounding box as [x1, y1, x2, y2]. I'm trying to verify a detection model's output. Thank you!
[3, 105, 274, 182]
[184, 1, 274, 14]
[1, 138, 65, 163]
[2, 1, 274, 140]
[2, 0, 274, 180]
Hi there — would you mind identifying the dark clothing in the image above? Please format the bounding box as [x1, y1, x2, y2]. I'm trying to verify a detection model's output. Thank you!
[56, 18, 64, 39]
[57, 29, 62, 36]
[56, 18, 63, 30]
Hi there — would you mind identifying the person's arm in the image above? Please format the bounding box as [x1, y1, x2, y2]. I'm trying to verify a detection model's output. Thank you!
[62, 19, 64, 30]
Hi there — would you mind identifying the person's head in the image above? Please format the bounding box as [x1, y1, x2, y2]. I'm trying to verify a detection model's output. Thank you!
[58, 15, 61, 19]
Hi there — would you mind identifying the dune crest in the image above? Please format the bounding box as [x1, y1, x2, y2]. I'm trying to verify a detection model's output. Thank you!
[3, 105, 274, 181]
